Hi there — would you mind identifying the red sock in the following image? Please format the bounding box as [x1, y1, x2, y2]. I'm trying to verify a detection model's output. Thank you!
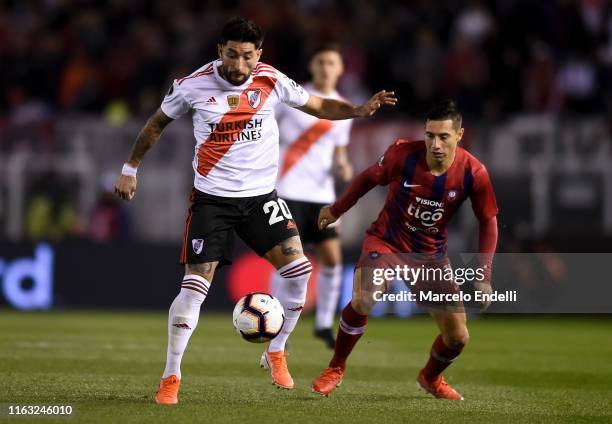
[422, 335, 463, 382]
[329, 303, 368, 370]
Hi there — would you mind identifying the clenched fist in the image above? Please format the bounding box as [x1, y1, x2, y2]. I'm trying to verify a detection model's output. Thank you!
[115, 174, 137, 201]
[318, 206, 338, 230]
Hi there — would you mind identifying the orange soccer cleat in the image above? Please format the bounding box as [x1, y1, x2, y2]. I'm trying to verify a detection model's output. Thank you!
[260, 350, 294, 389]
[311, 366, 344, 397]
[155, 375, 181, 405]
[417, 370, 464, 400]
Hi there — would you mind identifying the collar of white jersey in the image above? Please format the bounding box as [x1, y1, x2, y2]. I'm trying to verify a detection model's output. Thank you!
[213, 59, 254, 89]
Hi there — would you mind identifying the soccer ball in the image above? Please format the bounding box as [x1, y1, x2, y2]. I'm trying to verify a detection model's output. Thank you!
[232, 292, 285, 343]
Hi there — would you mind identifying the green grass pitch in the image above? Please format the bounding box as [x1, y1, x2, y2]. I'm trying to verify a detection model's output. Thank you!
[1, 311, 611, 423]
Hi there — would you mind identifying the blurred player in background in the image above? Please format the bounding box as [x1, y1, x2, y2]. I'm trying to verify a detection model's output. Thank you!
[114, 17, 396, 404]
[273, 43, 353, 349]
[312, 100, 498, 400]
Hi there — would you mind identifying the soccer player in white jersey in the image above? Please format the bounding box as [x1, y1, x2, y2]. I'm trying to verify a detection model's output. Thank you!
[274, 43, 353, 349]
[114, 17, 396, 404]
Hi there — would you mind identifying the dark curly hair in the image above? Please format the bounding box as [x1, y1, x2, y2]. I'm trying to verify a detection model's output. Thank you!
[219, 17, 264, 49]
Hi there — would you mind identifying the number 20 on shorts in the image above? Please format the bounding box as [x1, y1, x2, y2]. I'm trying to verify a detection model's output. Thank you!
[263, 199, 293, 225]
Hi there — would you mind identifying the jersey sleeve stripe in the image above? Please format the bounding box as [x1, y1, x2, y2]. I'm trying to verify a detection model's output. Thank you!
[177, 64, 214, 85]
[253, 70, 277, 76]
[255, 65, 276, 71]
[196, 76, 278, 177]
[279, 120, 335, 178]
[254, 64, 277, 73]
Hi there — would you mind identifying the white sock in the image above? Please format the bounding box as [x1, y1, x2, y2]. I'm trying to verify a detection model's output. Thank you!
[315, 264, 342, 330]
[162, 274, 210, 379]
[270, 270, 283, 301]
[269, 257, 312, 352]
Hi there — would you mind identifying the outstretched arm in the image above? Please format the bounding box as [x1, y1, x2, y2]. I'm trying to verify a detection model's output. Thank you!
[114, 108, 174, 201]
[319, 140, 405, 229]
[318, 165, 384, 229]
[297, 90, 397, 120]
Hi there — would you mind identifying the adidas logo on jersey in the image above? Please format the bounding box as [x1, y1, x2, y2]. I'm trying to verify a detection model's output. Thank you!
[206, 96, 217, 105]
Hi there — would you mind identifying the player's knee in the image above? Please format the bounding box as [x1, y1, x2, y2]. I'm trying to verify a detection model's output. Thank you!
[266, 236, 304, 265]
[444, 330, 469, 350]
[281, 236, 304, 257]
[185, 262, 216, 281]
[350, 297, 373, 316]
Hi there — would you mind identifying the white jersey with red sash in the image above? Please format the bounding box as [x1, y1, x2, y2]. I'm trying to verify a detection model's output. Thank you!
[161, 60, 310, 197]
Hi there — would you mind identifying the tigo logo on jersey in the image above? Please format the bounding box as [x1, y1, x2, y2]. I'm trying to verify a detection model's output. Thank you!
[407, 196, 445, 230]
[246, 89, 262, 108]
[192, 239, 204, 255]
[227, 94, 240, 109]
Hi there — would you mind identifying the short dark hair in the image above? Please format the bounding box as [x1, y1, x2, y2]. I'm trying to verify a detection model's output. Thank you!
[426, 99, 462, 129]
[310, 42, 342, 58]
[220, 17, 264, 49]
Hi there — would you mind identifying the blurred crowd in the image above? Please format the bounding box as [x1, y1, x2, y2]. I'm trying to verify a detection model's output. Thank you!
[1, 0, 612, 127]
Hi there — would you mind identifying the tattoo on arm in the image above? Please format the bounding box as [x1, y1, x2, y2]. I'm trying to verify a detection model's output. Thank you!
[280, 240, 303, 257]
[127, 108, 173, 166]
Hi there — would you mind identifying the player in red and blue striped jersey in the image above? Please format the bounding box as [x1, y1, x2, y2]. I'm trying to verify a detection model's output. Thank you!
[312, 100, 498, 400]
